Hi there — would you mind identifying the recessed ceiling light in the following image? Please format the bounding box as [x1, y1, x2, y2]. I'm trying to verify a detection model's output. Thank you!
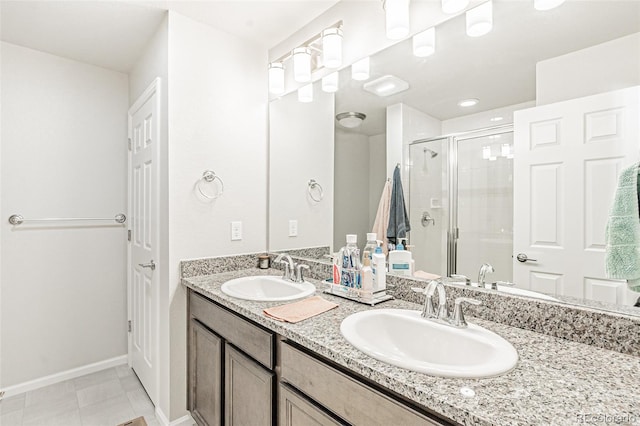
[490, 116, 503, 122]
[363, 75, 410, 97]
[458, 98, 479, 107]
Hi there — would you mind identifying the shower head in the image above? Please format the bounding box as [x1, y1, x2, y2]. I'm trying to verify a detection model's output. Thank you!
[424, 148, 438, 158]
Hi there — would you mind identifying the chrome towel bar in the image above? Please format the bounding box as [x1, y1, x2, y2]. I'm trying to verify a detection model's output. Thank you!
[8, 213, 126, 225]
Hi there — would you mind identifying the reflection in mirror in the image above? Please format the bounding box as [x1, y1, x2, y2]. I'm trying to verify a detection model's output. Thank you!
[270, 0, 640, 314]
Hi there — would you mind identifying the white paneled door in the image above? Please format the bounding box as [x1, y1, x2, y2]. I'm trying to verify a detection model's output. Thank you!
[128, 79, 160, 406]
[513, 86, 640, 305]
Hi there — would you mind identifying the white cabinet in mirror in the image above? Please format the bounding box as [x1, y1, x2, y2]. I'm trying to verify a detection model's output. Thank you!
[268, 0, 640, 312]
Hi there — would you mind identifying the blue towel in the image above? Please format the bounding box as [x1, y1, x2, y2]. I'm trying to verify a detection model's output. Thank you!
[387, 166, 411, 244]
[605, 163, 640, 292]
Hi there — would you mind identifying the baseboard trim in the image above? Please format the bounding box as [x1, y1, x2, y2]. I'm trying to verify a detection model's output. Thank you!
[156, 408, 195, 426]
[0, 354, 127, 398]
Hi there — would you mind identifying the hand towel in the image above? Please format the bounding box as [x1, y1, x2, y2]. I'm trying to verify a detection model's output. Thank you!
[263, 296, 338, 323]
[413, 270, 441, 280]
[387, 165, 411, 245]
[605, 162, 640, 292]
[372, 180, 392, 254]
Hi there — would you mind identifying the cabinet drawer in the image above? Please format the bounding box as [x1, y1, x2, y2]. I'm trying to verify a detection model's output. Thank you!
[280, 342, 444, 426]
[279, 384, 346, 426]
[190, 291, 274, 369]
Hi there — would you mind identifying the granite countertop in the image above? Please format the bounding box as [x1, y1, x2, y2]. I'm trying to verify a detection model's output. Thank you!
[182, 268, 640, 426]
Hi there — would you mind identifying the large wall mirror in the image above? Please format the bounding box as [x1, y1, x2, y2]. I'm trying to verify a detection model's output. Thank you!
[269, 0, 640, 315]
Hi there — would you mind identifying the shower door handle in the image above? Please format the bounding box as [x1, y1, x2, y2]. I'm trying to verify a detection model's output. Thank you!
[516, 253, 537, 263]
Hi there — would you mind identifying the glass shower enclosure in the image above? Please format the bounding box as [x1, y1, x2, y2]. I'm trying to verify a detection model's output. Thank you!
[409, 126, 514, 283]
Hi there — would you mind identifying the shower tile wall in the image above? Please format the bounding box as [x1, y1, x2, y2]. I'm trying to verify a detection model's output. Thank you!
[409, 139, 449, 276]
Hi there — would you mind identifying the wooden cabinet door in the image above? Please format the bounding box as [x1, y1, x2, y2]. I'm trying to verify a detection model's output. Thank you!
[225, 343, 274, 426]
[279, 384, 345, 426]
[190, 320, 223, 426]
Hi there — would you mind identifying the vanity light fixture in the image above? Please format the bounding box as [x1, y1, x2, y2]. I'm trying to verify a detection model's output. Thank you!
[298, 83, 313, 102]
[336, 112, 366, 128]
[501, 143, 511, 157]
[458, 98, 479, 107]
[466, 0, 493, 37]
[413, 27, 436, 57]
[363, 75, 409, 97]
[442, 0, 469, 14]
[490, 116, 504, 122]
[322, 28, 343, 69]
[534, 0, 565, 11]
[383, 0, 410, 40]
[268, 62, 285, 95]
[293, 47, 312, 82]
[352, 57, 370, 81]
[322, 72, 339, 93]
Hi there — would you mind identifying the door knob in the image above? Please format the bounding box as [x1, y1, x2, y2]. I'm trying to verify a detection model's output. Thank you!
[139, 260, 156, 271]
[516, 253, 537, 263]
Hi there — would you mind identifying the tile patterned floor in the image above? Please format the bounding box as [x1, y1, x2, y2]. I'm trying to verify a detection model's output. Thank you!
[0, 365, 159, 426]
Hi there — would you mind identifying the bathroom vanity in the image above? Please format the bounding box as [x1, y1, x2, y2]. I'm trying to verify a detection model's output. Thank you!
[182, 264, 640, 426]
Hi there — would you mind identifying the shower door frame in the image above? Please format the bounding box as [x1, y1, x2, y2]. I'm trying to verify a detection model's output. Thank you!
[410, 124, 514, 277]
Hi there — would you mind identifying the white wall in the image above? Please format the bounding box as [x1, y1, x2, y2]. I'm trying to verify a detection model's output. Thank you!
[368, 133, 386, 227]
[334, 129, 369, 249]
[269, 82, 334, 252]
[536, 32, 640, 106]
[166, 12, 268, 421]
[441, 101, 535, 134]
[0, 42, 128, 388]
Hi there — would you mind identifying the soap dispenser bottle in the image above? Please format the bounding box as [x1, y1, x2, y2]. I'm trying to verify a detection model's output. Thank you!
[388, 238, 413, 277]
[371, 242, 386, 291]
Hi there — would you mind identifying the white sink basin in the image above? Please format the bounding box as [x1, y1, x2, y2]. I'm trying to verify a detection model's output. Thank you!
[340, 309, 518, 378]
[497, 285, 558, 301]
[221, 276, 316, 302]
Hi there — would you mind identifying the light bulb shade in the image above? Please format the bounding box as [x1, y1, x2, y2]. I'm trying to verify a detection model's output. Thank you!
[268, 62, 285, 95]
[482, 146, 491, 160]
[293, 47, 312, 82]
[322, 72, 339, 93]
[413, 27, 436, 57]
[336, 112, 366, 128]
[466, 1, 493, 37]
[384, 0, 410, 40]
[322, 28, 343, 69]
[441, 0, 469, 14]
[352, 57, 370, 81]
[534, 0, 565, 10]
[298, 83, 313, 103]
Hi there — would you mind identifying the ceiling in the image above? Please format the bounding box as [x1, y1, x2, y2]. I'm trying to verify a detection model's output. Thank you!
[0, 0, 340, 73]
[335, 1, 640, 136]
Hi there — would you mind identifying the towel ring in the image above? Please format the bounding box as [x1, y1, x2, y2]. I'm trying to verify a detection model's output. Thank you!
[197, 170, 224, 200]
[308, 179, 324, 202]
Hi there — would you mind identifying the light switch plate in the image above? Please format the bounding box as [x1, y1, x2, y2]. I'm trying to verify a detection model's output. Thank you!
[231, 221, 242, 241]
[288, 220, 298, 237]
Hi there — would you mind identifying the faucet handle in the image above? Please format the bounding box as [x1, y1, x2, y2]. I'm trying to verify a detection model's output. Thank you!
[295, 264, 310, 283]
[412, 287, 436, 318]
[452, 297, 482, 328]
[448, 274, 471, 285]
[489, 280, 516, 290]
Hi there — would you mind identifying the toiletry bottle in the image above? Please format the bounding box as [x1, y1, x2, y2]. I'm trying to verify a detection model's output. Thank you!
[405, 242, 416, 276]
[361, 257, 373, 294]
[362, 233, 377, 264]
[371, 243, 386, 292]
[388, 238, 413, 277]
[332, 251, 342, 285]
[340, 234, 361, 288]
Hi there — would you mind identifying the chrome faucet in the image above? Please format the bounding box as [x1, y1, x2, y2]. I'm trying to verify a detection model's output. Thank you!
[274, 253, 295, 281]
[274, 253, 309, 283]
[478, 263, 495, 288]
[412, 280, 481, 328]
